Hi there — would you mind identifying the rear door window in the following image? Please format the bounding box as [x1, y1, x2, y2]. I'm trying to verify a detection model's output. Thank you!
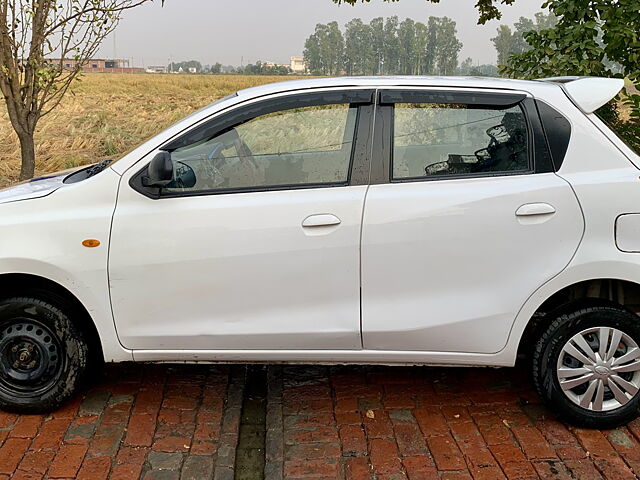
[392, 102, 530, 180]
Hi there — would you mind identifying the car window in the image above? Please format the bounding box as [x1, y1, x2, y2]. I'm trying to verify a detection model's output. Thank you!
[163, 104, 358, 194]
[392, 103, 530, 180]
[594, 105, 640, 157]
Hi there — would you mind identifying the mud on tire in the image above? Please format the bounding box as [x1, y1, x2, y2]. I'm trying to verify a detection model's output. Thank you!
[0, 297, 88, 413]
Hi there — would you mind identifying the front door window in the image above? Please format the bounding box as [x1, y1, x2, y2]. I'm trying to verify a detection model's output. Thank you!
[164, 104, 358, 194]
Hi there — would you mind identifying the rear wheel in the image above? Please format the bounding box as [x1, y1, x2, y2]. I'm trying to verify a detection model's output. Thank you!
[533, 305, 640, 428]
[0, 297, 88, 413]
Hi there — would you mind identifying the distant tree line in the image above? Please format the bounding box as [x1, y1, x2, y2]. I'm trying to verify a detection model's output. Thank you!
[167, 60, 291, 75]
[303, 16, 463, 76]
[168, 60, 204, 73]
[237, 61, 291, 75]
[457, 58, 498, 77]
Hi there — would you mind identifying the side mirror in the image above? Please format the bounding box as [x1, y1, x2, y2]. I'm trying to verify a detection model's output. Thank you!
[142, 151, 173, 187]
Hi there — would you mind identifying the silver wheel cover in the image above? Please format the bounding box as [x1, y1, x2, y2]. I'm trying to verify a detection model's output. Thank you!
[557, 327, 640, 412]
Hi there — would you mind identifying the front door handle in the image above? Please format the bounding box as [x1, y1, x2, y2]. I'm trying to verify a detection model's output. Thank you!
[516, 203, 556, 217]
[302, 214, 341, 228]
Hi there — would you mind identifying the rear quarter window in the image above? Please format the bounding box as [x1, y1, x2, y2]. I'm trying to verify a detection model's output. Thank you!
[594, 103, 640, 156]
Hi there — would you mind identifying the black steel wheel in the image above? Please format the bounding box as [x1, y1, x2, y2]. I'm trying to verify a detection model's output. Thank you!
[0, 298, 88, 413]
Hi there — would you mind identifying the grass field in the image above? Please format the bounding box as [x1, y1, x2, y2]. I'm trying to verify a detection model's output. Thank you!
[0, 74, 306, 188]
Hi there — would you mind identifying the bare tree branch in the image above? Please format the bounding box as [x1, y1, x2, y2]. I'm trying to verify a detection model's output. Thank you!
[0, 0, 158, 179]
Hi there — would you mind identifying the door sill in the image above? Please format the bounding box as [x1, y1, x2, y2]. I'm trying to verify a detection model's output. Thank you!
[131, 348, 514, 367]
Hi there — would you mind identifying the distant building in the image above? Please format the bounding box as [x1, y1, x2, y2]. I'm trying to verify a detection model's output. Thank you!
[290, 57, 306, 74]
[188, 67, 197, 74]
[146, 65, 167, 74]
[263, 61, 289, 69]
[52, 58, 143, 73]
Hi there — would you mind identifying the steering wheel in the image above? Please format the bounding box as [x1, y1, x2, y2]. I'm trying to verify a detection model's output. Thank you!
[208, 142, 226, 163]
[425, 161, 450, 176]
[192, 141, 225, 189]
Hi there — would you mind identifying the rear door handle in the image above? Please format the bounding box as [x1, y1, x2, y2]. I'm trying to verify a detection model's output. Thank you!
[516, 203, 556, 217]
[302, 214, 341, 228]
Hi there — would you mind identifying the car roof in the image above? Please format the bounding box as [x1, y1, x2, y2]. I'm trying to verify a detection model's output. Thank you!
[235, 76, 551, 99]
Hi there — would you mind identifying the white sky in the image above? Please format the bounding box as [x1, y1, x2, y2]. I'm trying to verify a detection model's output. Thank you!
[98, 0, 546, 68]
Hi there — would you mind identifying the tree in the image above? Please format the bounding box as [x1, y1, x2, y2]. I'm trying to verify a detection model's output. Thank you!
[434, 17, 462, 75]
[237, 61, 291, 76]
[370, 17, 385, 74]
[469, 64, 499, 76]
[505, 0, 639, 151]
[511, 17, 535, 54]
[492, 25, 515, 67]
[413, 21, 428, 75]
[332, 0, 517, 25]
[303, 27, 323, 74]
[0, 0, 159, 181]
[210, 63, 222, 74]
[422, 16, 438, 75]
[492, 12, 557, 71]
[397, 19, 416, 75]
[305, 15, 464, 77]
[505, 0, 638, 88]
[303, 22, 344, 75]
[383, 16, 400, 74]
[326, 21, 346, 75]
[511, 13, 556, 56]
[458, 57, 474, 75]
[343, 20, 357, 75]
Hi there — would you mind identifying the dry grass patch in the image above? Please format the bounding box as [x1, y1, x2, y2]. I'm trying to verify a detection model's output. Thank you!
[0, 74, 305, 187]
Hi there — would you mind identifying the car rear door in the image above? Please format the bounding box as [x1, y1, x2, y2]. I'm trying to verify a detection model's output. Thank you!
[361, 88, 584, 354]
[109, 89, 374, 352]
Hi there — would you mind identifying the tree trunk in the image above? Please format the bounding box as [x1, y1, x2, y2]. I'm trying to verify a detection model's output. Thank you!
[18, 131, 36, 181]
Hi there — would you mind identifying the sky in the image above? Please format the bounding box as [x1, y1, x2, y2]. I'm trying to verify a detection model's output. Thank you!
[97, 0, 547, 68]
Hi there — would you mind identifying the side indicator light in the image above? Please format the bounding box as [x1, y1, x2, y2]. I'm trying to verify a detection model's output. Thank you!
[82, 239, 101, 248]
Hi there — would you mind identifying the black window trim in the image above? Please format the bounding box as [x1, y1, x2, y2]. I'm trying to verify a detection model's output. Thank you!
[371, 89, 554, 185]
[130, 89, 375, 199]
[535, 99, 572, 170]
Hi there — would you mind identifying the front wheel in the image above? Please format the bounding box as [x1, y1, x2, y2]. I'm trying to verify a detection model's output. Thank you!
[0, 297, 88, 413]
[533, 305, 640, 428]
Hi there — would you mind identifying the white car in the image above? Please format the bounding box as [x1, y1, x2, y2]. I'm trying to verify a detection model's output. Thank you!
[0, 76, 639, 427]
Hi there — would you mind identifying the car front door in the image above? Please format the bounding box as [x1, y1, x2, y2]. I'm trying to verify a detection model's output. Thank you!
[361, 88, 584, 354]
[109, 89, 374, 352]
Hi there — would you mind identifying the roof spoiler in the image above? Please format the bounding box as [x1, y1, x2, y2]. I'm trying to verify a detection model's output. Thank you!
[537, 76, 625, 114]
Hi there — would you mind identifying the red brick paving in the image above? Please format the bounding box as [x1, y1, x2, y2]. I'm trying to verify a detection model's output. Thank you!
[1, 363, 640, 479]
[0, 364, 232, 479]
[277, 365, 640, 480]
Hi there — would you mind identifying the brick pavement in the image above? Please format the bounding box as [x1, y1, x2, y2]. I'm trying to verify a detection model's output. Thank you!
[0, 364, 243, 480]
[270, 365, 640, 480]
[1, 363, 640, 479]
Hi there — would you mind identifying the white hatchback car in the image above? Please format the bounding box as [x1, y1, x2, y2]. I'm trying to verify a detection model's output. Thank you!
[0, 76, 639, 427]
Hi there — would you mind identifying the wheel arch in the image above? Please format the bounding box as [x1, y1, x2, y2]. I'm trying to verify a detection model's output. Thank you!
[517, 278, 640, 358]
[0, 273, 104, 366]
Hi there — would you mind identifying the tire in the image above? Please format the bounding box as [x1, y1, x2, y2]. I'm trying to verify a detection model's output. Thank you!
[533, 305, 640, 428]
[0, 297, 88, 413]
